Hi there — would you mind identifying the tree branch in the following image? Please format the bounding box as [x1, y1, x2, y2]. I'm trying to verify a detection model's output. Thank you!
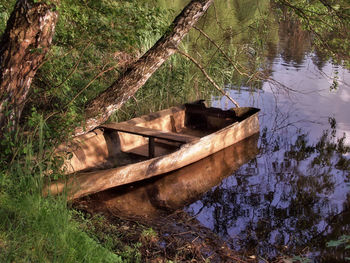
[54, 42, 92, 90]
[177, 50, 240, 108]
[194, 26, 253, 79]
[75, 0, 214, 136]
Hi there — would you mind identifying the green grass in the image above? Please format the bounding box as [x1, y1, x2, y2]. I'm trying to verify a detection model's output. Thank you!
[0, 196, 121, 262]
[111, 51, 216, 123]
[0, 1, 271, 261]
[0, 119, 122, 263]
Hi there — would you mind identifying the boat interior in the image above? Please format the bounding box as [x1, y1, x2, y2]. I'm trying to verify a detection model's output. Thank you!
[60, 101, 259, 174]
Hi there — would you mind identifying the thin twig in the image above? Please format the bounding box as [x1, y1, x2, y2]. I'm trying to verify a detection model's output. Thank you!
[194, 26, 251, 79]
[212, 2, 225, 31]
[65, 64, 116, 108]
[43, 64, 117, 123]
[35, 46, 74, 73]
[54, 42, 92, 89]
[177, 49, 240, 107]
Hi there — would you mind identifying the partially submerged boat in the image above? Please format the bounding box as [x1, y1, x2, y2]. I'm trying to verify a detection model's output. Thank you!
[44, 100, 260, 200]
[79, 133, 259, 218]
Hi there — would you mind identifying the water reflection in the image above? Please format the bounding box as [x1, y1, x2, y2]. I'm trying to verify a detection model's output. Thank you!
[197, 4, 350, 261]
[118, 1, 349, 261]
[276, 12, 311, 67]
[187, 123, 350, 260]
[87, 133, 259, 218]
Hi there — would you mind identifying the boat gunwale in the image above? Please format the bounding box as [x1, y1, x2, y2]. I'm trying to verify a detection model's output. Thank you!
[43, 106, 260, 200]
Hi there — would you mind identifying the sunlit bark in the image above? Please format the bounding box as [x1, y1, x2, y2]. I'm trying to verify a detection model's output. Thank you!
[0, 0, 58, 131]
[76, 0, 214, 136]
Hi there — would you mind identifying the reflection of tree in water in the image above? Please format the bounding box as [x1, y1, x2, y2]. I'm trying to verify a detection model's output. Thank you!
[186, 118, 350, 261]
[278, 12, 311, 67]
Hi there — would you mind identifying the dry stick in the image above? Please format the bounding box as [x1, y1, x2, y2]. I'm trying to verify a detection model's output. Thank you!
[177, 50, 240, 108]
[194, 25, 295, 88]
[194, 26, 303, 94]
[54, 42, 92, 89]
[43, 64, 117, 123]
[212, 2, 225, 32]
[37, 40, 88, 71]
[194, 26, 253, 79]
[65, 64, 117, 107]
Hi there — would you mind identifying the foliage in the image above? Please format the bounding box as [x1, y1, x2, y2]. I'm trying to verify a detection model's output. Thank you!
[275, 0, 350, 68]
[73, 211, 143, 262]
[0, 2, 13, 34]
[291, 255, 312, 263]
[183, 0, 276, 91]
[0, 1, 208, 261]
[111, 50, 216, 122]
[1, 0, 349, 261]
[326, 235, 350, 261]
[18, 0, 170, 131]
[0, 117, 122, 262]
[327, 235, 350, 248]
[0, 1, 214, 261]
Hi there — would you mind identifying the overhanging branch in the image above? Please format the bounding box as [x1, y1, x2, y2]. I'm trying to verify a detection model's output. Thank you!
[177, 49, 240, 108]
[75, 0, 214, 136]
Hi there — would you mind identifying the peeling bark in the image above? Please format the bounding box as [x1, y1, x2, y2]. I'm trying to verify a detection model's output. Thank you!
[77, 0, 213, 136]
[0, 0, 58, 130]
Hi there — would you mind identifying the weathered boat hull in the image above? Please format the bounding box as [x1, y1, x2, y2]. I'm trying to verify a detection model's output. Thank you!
[81, 133, 259, 217]
[44, 103, 260, 200]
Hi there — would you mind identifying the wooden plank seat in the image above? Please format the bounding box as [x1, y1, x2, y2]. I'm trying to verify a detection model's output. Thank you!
[99, 123, 199, 158]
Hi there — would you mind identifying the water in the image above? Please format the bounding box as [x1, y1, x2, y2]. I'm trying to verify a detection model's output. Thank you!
[184, 37, 350, 261]
[101, 2, 350, 261]
[98, 49, 350, 260]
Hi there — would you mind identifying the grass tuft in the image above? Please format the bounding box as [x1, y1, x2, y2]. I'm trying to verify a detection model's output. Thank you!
[0, 118, 122, 263]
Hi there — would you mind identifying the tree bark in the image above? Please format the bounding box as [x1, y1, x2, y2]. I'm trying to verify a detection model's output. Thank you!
[0, 0, 58, 131]
[76, 0, 213, 136]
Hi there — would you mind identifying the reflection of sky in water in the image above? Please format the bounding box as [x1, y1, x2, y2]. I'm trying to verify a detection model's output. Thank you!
[215, 55, 350, 144]
[186, 54, 350, 260]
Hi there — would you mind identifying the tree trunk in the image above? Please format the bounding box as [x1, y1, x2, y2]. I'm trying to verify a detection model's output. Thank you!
[76, 0, 213, 136]
[0, 0, 58, 131]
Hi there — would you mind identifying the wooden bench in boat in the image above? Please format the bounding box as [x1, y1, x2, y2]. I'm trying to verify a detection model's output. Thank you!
[100, 123, 199, 158]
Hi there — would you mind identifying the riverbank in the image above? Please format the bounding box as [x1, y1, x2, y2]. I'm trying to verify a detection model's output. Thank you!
[73, 198, 247, 263]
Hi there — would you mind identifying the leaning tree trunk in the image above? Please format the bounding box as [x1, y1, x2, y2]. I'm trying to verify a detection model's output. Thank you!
[76, 0, 213, 136]
[0, 0, 58, 131]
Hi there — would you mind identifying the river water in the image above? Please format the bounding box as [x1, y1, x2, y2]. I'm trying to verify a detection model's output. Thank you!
[188, 38, 350, 261]
[182, 8, 350, 260]
[100, 2, 350, 261]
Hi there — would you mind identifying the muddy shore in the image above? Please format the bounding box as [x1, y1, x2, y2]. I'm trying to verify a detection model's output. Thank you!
[73, 197, 249, 263]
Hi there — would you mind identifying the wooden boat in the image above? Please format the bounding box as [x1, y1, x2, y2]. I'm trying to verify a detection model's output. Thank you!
[78, 133, 259, 218]
[43, 100, 260, 200]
